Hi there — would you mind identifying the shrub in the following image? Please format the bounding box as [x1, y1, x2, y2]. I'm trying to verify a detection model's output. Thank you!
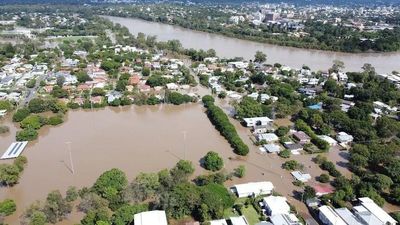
[282, 160, 303, 171]
[275, 126, 289, 137]
[0, 125, 10, 134]
[203, 151, 224, 171]
[48, 115, 64, 126]
[279, 149, 291, 158]
[12, 108, 31, 122]
[234, 165, 246, 178]
[0, 199, 16, 216]
[20, 115, 44, 129]
[16, 128, 38, 141]
[318, 173, 330, 183]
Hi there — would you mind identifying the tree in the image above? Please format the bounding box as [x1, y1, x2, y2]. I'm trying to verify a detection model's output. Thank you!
[92, 168, 128, 210]
[0, 199, 16, 216]
[303, 186, 316, 201]
[275, 126, 289, 137]
[13, 108, 31, 122]
[318, 174, 330, 183]
[142, 67, 150, 76]
[203, 151, 224, 172]
[81, 208, 110, 225]
[160, 183, 200, 219]
[20, 115, 44, 129]
[42, 190, 72, 223]
[78, 193, 109, 213]
[278, 149, 291, 159]
[16, 128, 38, 141]
[66, 186, 78, 202]
[234, 165, 246, 178]
[332, 60, 345, 72]
[235, 97, 263, 119]
[254, 51, 267, 63]
[111, 204, 147, 225]
[0, 100, 12, 111]
[24, 210, 47, 225]
[124, 173, 160, 202]
[76, 71, 92, 83]
[56, 76, 65, 87]
[282, 160, 303, 171]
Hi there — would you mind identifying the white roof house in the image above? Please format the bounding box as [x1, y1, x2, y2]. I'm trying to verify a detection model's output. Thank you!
[334, 208, 364, 225]
[232, 182, 274, 198]
[355, 197, 397, 225]
[262, 196, 290, 216]
[134, 210, 168, 225]
[291, 171, 312, 182]
[230, 216, 249, 225]
[317, 135, 338, 146]
[318, 205, 347, 225]
[257, 133, 279, 142]
[336, 132, 354, 144]
[270, 214, 301, 225]
[243, 117, 273, 127]
[210, 219, 228, 225]
[263, 144, 281, 153]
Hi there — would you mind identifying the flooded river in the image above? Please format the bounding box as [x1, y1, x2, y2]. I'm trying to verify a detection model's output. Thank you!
[104, 16, 400, 74]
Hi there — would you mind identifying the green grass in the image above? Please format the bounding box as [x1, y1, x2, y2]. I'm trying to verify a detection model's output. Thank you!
[224, 198, 261, 225]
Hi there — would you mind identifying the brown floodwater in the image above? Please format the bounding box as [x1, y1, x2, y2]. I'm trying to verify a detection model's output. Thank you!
[0, 102, 397, 224]
[104, 16, 400, 74]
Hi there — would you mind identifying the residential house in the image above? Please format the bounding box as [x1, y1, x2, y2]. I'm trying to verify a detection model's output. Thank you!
[284, 143, 303, 154]
[270, 214, 301, 225]
[210, 219, 228, 225]
[313, 184, 334, 196]
[292, 131, 311, 144]
[134, 210, 168, 225]
[262, 196, 290, 216]
[334, 208, 364, 225]
[263, 144, 281, 153]
[243, 117, 273, 127]
[128, 75, 140, 86]
[318, 135, 338, 146]
[318, 205, 347, 225]
[231, 182, 274, 198]
[336, 132, 354, 144]
[291, 171, 311, 182]
[229, 216, 249, 225]
[106, 91, 122, 104]
[258, 133, 279, 143]
[90, 96, 102, 104]
[354, 197, 397, 225]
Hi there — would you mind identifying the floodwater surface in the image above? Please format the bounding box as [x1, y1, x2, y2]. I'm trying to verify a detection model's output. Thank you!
[104, 16, 400, 74]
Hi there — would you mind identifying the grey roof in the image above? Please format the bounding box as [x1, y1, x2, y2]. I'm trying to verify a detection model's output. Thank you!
[335, 208, 364, 225]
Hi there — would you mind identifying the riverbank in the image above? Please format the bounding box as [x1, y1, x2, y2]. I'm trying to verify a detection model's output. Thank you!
[104, 16, 400, 74]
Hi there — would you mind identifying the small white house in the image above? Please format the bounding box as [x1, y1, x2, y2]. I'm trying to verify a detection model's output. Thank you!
[231, 182, 274, 198]
[257, 133, 279, 142]
[336, 132, 354, 144]
[262, 196, 290, 216]
[134, 210, 168, 225]
[291, 171, 311, 182]
[243, 117, 273, 127]
[263, 144, 281, 153]
[318, 206, 347, 225]
[318, 135, 338, 146]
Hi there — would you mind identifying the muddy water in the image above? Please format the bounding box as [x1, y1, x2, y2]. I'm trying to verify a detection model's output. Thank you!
[104, 16, 400, 74]
[0, 103, 321, 224]
[0, 104, 237, 224]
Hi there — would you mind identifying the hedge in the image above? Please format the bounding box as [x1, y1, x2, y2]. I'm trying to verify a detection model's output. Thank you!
[202, 95, 249, 156]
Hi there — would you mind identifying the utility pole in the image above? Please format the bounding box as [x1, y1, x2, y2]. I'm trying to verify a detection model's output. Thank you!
[182, 131, 187, 160]
[66, 141, 74, 174]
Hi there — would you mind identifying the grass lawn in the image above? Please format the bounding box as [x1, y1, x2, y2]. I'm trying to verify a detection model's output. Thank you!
[224, 198, 261, 225]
